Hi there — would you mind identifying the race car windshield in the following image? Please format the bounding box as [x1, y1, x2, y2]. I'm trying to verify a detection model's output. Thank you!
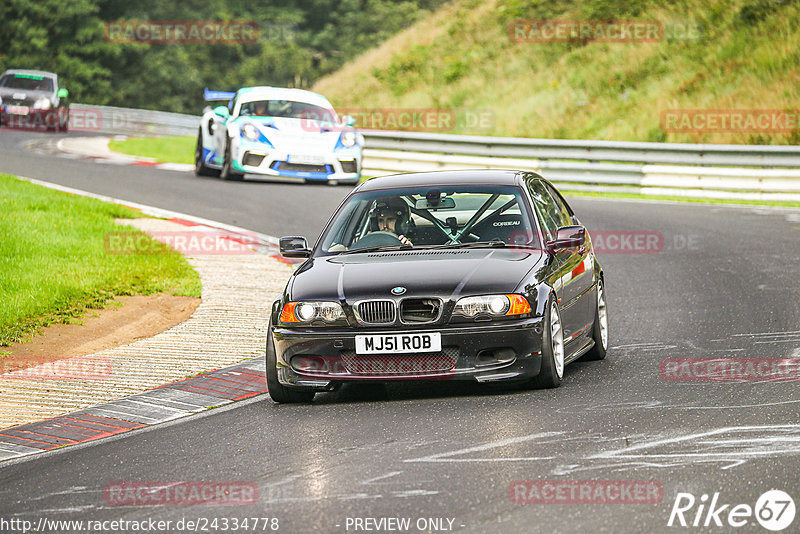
[239, 100, 336, 122]
[0, 74, 54, 92]
[318, 185, 540, 255]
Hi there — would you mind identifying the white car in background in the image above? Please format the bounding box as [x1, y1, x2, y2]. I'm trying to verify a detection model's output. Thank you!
[195, 86, 363, 184]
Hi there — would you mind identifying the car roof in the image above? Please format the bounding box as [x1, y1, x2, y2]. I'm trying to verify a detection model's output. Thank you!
[356, 170, 541, 191]
[2, 69, 57, 79]
[236, 87, 333, 108]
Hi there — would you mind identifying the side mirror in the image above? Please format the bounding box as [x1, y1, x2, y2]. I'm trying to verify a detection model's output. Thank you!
[342, 115, 356, 127]
[547, 225, 586, 250]
[280, 236, 312, 258]
[213, 105, 230, 118]
[57, 88, 69, 99]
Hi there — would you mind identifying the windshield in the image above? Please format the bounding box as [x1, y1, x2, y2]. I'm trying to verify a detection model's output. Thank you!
[318, 185, 539, 255]
[0, 74, 54, 92]
[239, 100, 336, 121]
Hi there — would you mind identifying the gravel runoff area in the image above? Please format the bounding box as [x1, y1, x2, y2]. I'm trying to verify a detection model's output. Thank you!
[0, 218, 293, 429]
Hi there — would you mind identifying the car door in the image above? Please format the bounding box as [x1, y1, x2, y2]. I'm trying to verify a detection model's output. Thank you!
[543, 182, 596, 341]
[526, 179, 593, 348]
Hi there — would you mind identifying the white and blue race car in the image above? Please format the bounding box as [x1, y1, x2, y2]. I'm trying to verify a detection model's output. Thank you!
[195, 87, 363, 184]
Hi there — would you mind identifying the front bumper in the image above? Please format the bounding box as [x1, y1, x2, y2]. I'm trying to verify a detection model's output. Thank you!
[232, 140, 361, 183]
[272, 318, 545, 390]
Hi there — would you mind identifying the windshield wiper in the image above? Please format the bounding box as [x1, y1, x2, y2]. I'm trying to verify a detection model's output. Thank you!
[419, 241, 508, 250]
[419, 241, 539, 250]
[337, 244, 414, 255]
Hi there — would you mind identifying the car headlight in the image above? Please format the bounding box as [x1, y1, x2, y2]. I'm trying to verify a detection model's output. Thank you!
[340, 131, 357, 147]
[452, 294, 531, 319]
[32, 98, 51, 110]
[240, 123, 260, 141]
[280, 301, 346, 325]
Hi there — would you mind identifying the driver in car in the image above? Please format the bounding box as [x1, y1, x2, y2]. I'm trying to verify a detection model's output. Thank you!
[326, 197, 415, 252]
[369, 198, 414, 246]
[253, 101, 269, 116]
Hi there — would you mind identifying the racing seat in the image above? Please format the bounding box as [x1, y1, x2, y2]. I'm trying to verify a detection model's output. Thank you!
[470, 214, 525, 243]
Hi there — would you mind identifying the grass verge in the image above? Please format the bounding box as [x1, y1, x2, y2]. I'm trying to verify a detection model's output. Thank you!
[109, 135, 195, 164]
[0, 174, 201, 346]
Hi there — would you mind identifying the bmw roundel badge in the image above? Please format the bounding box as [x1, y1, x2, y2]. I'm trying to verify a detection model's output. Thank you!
[391, 286, 406, 295]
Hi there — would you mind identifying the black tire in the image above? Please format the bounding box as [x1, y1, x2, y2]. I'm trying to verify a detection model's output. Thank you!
[582, 278, 608, 361]
[194, 129, 220, 177]
[221, 137, 244, 181]
[530, 296, 564, 389]
[265, 322, 315, 403]
[58, 111, 69, 133]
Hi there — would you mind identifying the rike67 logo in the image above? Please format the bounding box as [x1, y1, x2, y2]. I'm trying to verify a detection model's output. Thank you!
[668, 490, 795, 531]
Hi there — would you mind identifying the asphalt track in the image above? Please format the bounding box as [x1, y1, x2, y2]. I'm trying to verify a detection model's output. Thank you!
[2, 128, 800, 533]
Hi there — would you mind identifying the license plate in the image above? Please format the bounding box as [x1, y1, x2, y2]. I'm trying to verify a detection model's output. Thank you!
[6, 106, 29, 115]
[289, 154, 325, 165]
[355, 333, 441, 355]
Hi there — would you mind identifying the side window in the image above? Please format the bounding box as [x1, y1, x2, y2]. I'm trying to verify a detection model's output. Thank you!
[544, 183, 573, 227]
[527, 180, 563, 242]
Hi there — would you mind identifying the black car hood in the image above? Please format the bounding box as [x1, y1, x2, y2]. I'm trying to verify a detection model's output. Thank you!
[289, 248, 544, 302]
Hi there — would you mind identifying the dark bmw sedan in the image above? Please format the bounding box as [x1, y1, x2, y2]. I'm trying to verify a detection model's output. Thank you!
[267, 170, 607, 402]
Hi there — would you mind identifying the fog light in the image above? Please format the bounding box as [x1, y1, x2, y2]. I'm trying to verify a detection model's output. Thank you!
[340, 159, 358, 173]
[243, 152, 265, 166]
[292, 355, 326, 372]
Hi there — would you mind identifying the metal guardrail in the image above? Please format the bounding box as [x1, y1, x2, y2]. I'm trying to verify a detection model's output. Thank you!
[71, 103, 800, 199]
[360, 134, 800, 198]
[70, 103, 199, 137]
[362, 130, 800, 167]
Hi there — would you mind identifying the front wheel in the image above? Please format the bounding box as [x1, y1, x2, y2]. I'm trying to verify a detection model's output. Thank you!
[530, 296, 564, 389]
[221, 137, 244, 181]
[582, 279, 608, 361]
[265, 322, 315, 403]
[195, 129, 220, 177]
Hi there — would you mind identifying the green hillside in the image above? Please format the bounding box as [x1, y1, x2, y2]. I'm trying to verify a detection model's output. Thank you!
[313, 0, 800, 144]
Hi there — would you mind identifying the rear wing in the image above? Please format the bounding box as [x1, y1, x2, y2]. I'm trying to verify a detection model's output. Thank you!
[203, 88, 236, 102]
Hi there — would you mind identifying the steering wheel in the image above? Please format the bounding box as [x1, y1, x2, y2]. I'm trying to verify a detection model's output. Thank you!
[350, 231, 403, 249]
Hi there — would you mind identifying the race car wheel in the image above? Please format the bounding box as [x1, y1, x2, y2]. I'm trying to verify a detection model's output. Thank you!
[266, 321, 315, 404]
[221, 137, 244, 181]
[194, 129, 220, 177]
[530, 295, 564, 389]
[582, 278, 608, 361]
